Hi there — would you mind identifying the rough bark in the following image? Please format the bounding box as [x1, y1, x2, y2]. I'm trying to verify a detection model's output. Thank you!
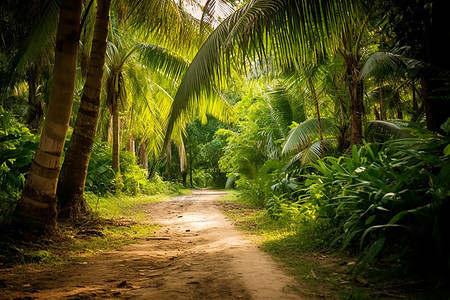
[125, 134, 135, 154]
[308, 78, 324, 157]
[137, 142, 148, 170]
[345, 54, 364, 146]
[15, 0, 82, 229]
[112, 100, 120, 173]
[26, 64, 43, 131]
[57, 0, 111, 219]
[379, 84, 386, 121]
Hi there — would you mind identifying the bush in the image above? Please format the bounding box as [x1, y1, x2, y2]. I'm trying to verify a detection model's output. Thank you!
[0, 107, 38, 221]
[299, 131, 450, 273]
[85, 142, 182, 197]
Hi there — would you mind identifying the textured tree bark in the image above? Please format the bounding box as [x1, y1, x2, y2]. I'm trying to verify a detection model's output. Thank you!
[137, 142, 148, 170]
[26, 64, 43, 131]
[308, 78, 324, 157]
[125, 134, 135, 154]
[57, 0, 112, 219]
[112, 100, 120, 173]
[379, 84, 386, 121]
[346, 56, 364, 146]
[15, 0, 82, 229]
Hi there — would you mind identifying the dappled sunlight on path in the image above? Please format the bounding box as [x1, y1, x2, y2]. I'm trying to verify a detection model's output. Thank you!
[0, 190, 303, 299]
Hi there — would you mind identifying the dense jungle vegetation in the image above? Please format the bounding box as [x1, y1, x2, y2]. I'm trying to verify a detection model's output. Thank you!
[1, 0, 449, 287]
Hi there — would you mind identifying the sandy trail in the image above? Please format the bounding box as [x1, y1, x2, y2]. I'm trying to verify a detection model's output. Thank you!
[1, 190, 302, 299]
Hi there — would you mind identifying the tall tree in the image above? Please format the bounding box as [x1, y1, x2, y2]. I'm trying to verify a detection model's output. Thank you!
[56, 0, 197, 219]
[14, 0, 82, 228]
[57, 0, 112, 219]
[164, 0, 369, 148]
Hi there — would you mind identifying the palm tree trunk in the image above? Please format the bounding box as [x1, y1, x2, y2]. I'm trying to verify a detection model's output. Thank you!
[57, 0, 111, 219]
[189, 144, 193, 187]
[308, 78, 324, 158]
[26, 64, 43, 131]
[412, 80, 418, 112]
[112, 99, 120, 173]
[14, 0, 82, 229]
[346, 59, 364, 146]
[379, 84, 386, 121]
[125, 134, 135, 154]
[137, 142, 148, 170]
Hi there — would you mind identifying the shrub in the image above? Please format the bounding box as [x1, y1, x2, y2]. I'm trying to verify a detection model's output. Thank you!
[299, 130, 450, 273]
[0, 107, 38, 221]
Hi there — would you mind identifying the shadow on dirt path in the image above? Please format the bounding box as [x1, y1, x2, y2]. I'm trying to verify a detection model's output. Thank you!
[0, 190, 303, 299]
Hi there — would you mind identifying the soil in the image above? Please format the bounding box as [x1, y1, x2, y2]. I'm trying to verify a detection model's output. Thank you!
[0, 190, 304, 299]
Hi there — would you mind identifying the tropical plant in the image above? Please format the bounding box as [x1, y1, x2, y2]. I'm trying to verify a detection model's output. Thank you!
[165, 0, 375, 149]
[0, 108, 38, 221]
[298, 129, 450, 273]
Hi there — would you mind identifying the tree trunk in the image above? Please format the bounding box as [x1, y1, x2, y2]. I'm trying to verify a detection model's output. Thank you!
[26, 64, 43, 131]
[112, 99, 120, 173]
[148, 159, 158, 179]
[14, 0, 82, 229]
[57, 0, 111, 219]
[137, 142, 148, 170]
[346, 57, 364, 146]
[392, 92, 403, 120]
[412, 79, 418, 112]
[308, 78, 324, 157]
[379, 84, 386, 121]
[189, 145, 193, 188]
[125, 134, 135, 154]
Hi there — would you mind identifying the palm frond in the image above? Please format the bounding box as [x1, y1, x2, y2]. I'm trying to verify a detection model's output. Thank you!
[284, 138, 334, 169]
[365, 120, 411, 142]
[164, 0, 363, 150]
[134, 43, 190, 81]
[282, 118, 336, 155]
[9, 0, 59, 75]
[360, 52, 407, 80]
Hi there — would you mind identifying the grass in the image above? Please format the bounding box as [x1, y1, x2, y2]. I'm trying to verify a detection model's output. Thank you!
[219, 191, 450, 299]
[217, 191, 387, 299]
[1, 191, 188, 269]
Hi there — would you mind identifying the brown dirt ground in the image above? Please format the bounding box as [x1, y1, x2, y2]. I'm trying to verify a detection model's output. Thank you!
[0, 190, 305, 300]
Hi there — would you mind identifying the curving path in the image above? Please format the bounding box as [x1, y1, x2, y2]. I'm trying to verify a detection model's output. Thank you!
[1, 190, 303, 299]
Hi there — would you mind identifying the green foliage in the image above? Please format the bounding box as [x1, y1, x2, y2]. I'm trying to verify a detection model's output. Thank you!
[0, 107, 38, 220]
[298, 130, 450, 273]
[185, 118, 228, 188]
[85, 142, 181, 196]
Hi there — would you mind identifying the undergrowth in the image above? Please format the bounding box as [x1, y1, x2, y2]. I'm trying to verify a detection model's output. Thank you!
[219, 191, 450, 299]
[0, 193, 184, 268]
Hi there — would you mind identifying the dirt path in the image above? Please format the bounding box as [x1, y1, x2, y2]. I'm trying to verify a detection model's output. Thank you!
[1, 190, 303, 299]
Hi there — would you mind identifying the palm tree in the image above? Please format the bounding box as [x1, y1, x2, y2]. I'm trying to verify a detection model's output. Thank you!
[56, 0, 199, 219]
[164, 0, 369, 149]
[57, 0, 112, 218]
[14, 0, 82, 229]
[103, 36, 191, 173]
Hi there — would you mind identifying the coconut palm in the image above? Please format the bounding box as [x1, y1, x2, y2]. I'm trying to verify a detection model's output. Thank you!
[57, 0, 112, 218]
[165, 0, 371, 149]
[56, 0, 202, 219]
[14, 0, 82, 228]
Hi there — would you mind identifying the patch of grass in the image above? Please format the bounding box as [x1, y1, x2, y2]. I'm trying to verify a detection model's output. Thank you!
[179, 189, 192, 195]
[1, 192, 175, 268]
[219, 191, 450, 299]
[217, 190, 240, 202]
[218, 190, 363, 299]
[85, 192, 173, 218]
